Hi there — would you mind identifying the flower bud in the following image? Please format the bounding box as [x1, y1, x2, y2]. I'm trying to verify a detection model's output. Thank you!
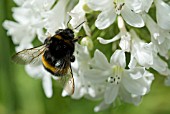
[83, 4, 92, 13]
[80, 36, 93, 50]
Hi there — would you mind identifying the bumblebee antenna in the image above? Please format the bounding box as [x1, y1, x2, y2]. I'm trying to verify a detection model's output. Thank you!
[74, 21, 86, 29]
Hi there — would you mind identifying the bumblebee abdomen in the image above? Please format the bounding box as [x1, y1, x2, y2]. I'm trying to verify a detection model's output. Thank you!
[42, 55, 69, 76]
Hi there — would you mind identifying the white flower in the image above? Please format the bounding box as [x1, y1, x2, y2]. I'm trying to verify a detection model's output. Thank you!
[97, 31, 131, 52]
[155, 0, 170, 30]
[143, 14, 170, 58]
[93, 71, 154, 112]
[42, 0, 70, 34]
[71, 69, 104, 99]
[97, 16, 131, 52]
[4, 0, 170, 112]
[69, 0, 91, 36]
[80, 36, 94, 50]
[130, 30, 169, 75]
[85, 50, 153, 106]
[15, 43, 33, 52]
[3, 0, 52, 50]
[70, 44, 104, 99]
[87, 0, 148, 29]
[130, 30, 153, 68]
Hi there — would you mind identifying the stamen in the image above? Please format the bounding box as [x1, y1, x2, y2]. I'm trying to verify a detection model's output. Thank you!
[113, 0, 125, 15]
[106, 66, 123, 84]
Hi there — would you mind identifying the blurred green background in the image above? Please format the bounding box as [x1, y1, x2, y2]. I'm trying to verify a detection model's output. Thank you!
[1, 0, 170, 114]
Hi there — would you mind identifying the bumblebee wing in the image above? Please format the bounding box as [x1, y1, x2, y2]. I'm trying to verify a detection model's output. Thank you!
[62, 65, 74, 97]
[54, 52, 74, 96]
[12, 45, 46, 65]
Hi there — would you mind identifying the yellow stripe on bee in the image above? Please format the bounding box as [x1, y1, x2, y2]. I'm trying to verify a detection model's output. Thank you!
[42, 55, 56, 73]
[54, 34, 73, 47]
[54, 35, 62, 40]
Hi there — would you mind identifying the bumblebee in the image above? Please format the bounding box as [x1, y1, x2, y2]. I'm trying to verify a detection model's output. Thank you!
[12, 23, 84, 95]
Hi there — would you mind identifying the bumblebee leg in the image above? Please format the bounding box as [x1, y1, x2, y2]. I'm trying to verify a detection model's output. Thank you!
[70, 55, 75, 62]
[72, 36, 82, 42]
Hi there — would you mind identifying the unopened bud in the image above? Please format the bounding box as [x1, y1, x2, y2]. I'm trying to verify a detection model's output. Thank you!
[83, 4, 92, 13]
[81, 36, 93, 50]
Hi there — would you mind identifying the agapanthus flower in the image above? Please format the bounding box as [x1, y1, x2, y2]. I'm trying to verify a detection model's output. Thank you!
[97, 16, 131, 52]
[3, 0, 170, 112]
[85, 50, 154, 111]
[69, 0, 91, 36]
[87, 0, 153, 29]
[130, 30, 170, 75]
[69, 43, 104, 99]
[143, 14, 170, 58]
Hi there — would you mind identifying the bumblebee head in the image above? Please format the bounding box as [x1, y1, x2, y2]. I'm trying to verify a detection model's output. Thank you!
[55, 21, 85, 41]
[55, 28, 74, 40]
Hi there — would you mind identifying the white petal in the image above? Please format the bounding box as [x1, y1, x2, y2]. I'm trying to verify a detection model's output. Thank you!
[62, 90, 69, 97]
[85, 69, 111, 84]
[25, 65, 45, 78]
[91, 50, 111, 70]
[128, 55, 137, 69]
[156, 0, 170, 30]
[87, 0, 113, 11]
[125, 0, 142, 13]
[126, 0, 153, 13]
[119, 32, 131, 52]
[104, 85, 119, 104]
[143, 71, 154, 88]
[75, 43, 90, 61]
[37, 28, 46, 43]
[13, 0, 25, 6]
[3, 21, 35, 44]
[88, 87, 96, 97]
[135, 43, 153, 68]
[144, 14, 165, 44]
[119, 84, 142, 105]
[69, 12, 86, 31]
[126, 67, 145, 79]
[27, 0, 55, 11]
[42, 75, 53, 98]
[110, 50, 126, 68]
[151, 36, 170, 58]
[122, 70, 148, 95]
[97, 33, 121, 44]
[15, 43, 33, 52]
[94, 101, 111, 112]
[141, 0, 153, 12]
[71, 76, 84, 99]
[43, 0, 69, 33]
[121, 6, 144, 27]
[12, 7, 31, 24]
[95, 9, 117, 29]
[152, 54, 168, 75]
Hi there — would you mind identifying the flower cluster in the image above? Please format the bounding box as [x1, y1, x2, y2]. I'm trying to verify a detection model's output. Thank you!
[3, 0, 170, 112]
